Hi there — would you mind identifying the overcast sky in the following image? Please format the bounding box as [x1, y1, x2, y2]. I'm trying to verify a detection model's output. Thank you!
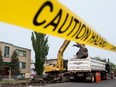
[0, 0, 116, 64]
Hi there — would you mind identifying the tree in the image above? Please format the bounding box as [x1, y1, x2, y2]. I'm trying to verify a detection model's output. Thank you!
[31, 32, 49, 75]
[11, 50, 20, 77]
[93, 56, 116, 73]
[110, 63, 116, 73]
[93, 56, 101, 60]
[0, 49, 3, 75]
[93, 56, 106, 62]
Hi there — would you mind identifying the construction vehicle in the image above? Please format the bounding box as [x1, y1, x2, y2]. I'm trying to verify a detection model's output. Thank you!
[68, 56, 114, 82]
[44, 40, 114, 83]
[43, 40, 71, 82]
[44, 40, 70, 73]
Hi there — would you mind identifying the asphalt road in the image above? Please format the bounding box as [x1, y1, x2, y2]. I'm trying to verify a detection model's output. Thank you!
[39, 78, 116, 87]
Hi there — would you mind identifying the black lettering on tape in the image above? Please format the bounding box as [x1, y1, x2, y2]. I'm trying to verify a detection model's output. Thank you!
[87, 31, 96, 43]
[33, 1, 53, 25]
[75, 24, 87, 39]
[94, 34, 99, 45]
[44, 9, 62, 31]
[99, 39, 107, 47]
[93, 33, 101, 45]
[98, 38, 103, 46]
[71, 22, 81, 37]
[58, 13, 69, 33]
[101, 41, 108, 47]
[67, 18, 79, 36]
[97, 36, 102, 46]
[97, 37, 103, 46]
[82, 27, 91, 41]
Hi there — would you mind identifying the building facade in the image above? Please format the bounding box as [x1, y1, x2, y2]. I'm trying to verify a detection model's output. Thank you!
[0, 41, 31, 78]
[30, 60, 36, 77]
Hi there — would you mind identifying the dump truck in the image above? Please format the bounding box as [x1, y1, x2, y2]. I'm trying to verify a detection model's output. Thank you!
[68, 56, 114, 82]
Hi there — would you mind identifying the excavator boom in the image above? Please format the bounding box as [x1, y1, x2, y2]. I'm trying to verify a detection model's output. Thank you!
[44, 40, 70, 73]
[57, 40, 70, 71]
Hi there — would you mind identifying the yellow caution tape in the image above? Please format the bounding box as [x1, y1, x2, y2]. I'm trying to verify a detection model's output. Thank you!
[0, 0, 116, 52]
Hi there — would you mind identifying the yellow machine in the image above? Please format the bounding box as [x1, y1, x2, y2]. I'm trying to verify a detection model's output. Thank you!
[44, 40, 70, 73]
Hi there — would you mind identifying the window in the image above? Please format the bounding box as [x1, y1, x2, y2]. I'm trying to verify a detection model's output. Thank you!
[16, 49, 26, 57]
[4, 46, 10, 58]
[19, 62, 26, 69]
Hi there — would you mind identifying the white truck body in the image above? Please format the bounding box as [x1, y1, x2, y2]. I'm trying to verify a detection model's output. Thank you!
[68, 56, 106, 72]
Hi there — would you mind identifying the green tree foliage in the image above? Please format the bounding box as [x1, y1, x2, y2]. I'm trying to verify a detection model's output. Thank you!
[0, 49, 3, 75]
[93, 56, 116, 73]
[110, 63, 116, 73]
[31, 32, 49, 75]
[93, 56, 101, 60]
[11, 50, 20, 76]
[93, 56, 106, 62]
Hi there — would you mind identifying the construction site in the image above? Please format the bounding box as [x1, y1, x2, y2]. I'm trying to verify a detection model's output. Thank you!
[0, 0, 116, 87]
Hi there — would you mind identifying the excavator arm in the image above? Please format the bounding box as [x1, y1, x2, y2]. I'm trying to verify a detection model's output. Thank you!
[57, 40, 70, 71]
[44, 40, 70, 73]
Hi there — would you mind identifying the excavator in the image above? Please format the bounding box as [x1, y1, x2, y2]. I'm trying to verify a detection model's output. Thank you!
[43, 40, 71, 82]
[44, 40, 70, 73]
